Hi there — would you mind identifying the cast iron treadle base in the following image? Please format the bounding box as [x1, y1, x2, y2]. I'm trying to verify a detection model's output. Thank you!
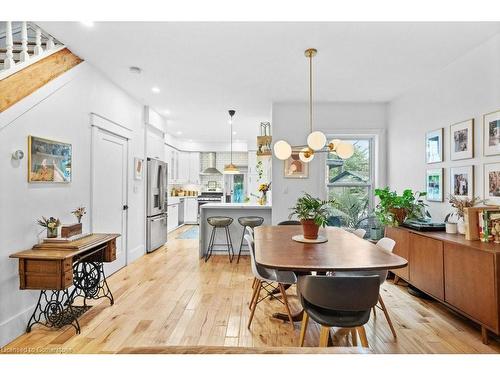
[68, 259, 114, 306]
[26, 289, 86, 334]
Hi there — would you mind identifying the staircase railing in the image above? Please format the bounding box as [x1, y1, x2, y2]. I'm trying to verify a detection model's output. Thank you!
[0, 21, 64, 80]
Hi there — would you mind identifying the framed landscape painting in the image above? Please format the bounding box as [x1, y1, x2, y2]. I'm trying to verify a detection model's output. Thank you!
[426, 128, 443, 164]
[450, 119, 474, 160]
[484, 109, 500, 156]
[484, 163, 500, 204]
[28, 136, 72, 183]
[426, 168, 443, 202]
[284, 151, 309, 178]
[450, 166, 473, 200]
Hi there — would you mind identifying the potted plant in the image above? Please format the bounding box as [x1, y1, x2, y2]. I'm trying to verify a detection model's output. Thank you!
[71, 205, 86, 224]
[448, 195, 482, 234]
[289, 193, 336, 239]
[374, 187, 429, 227]
[36, 216, 61, 238]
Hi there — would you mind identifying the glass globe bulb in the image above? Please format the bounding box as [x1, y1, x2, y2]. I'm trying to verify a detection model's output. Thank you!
[299, 147, 315, 163]
[328, 139, 342, 152]
[273, 140, 292, 160]
[307, 131, 327, 151]
[336, 142, 355, 159]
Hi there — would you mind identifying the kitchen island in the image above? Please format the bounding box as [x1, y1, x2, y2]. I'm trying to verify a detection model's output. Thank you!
[199, 203, 272, 259]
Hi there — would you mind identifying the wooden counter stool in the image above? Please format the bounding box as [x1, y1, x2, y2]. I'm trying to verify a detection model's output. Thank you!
[236, 216, 264, 263]
[205, 216, 235, 263]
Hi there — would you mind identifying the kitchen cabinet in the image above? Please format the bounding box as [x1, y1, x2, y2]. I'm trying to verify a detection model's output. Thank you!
[385, 226, 409, 281]
[184, 198, 198, 224]
[177, 151, 189, 183]
[188, 152, 200, 184]
[167, 203, 179, 231]
[165, 147, 200, 185]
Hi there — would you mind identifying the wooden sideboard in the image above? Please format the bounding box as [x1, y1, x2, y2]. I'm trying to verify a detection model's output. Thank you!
[10, 233, 119, 333]
[385, 226, 500, 344]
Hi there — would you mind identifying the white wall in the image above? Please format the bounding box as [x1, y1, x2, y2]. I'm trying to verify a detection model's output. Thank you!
[0, 62, 146, 347]
[388, 34, 500, 221]
[271, 102, 387, 224]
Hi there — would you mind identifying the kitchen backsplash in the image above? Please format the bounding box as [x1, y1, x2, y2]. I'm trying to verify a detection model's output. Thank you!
[200, 152, 248, 190]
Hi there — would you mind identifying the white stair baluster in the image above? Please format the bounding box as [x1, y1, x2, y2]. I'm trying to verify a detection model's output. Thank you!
[47, 35, 55, 50]
[34, 27, 43, 55]
[4, 21, 16, 69]
[19, 21, 30, 62]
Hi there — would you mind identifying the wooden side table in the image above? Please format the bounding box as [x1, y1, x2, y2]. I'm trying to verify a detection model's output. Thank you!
[10, 233, 119, 334]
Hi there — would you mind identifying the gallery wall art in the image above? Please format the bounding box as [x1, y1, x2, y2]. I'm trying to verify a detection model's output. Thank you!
[426, 168, 443, 202]
[426, 128, 443, 164]
[450, 166, 474, 200]
[28, 136, 72, 183]
[484, 163, 500, 204]
[284, 151, 309, 178]
[450, 119, 474, 160]
[484, 109, 500, 156]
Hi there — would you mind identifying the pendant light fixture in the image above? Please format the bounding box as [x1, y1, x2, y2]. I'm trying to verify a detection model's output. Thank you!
[224, 109, 239, 174]
[273, 48, 355, 162]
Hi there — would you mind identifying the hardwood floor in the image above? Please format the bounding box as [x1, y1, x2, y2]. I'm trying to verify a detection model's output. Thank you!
[3, 225, 500, 354]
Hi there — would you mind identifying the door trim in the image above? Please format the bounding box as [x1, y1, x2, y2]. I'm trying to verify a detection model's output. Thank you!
[90, 123, 129, 273]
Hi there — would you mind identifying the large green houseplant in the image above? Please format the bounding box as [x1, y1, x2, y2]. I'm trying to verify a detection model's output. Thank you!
[289, 193, 336, 239]
[374, 187, 429, 227]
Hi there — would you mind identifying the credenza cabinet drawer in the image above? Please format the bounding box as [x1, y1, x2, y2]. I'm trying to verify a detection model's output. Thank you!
[409, 233, 444, 300]
[444, 243, 499, 332]
[385, 226, 410, 280]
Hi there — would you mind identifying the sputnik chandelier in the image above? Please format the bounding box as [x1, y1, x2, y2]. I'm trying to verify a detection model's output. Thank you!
[273, 48, 354, 162]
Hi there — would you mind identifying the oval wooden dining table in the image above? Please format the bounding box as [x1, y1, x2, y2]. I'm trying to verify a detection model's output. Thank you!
[254, 225, 408, 322]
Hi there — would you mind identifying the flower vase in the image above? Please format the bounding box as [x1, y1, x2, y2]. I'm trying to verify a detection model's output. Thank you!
[47, 227, 58, 238]
[259, 192, 267, 206]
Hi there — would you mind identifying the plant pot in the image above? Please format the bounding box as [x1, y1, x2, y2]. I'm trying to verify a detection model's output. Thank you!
[370, 227, 384, 241]
[445, 222, 457, 234]
[301, 219, 320, 240]
[47, 227, 58, 238]
[389, 208, 408, 225]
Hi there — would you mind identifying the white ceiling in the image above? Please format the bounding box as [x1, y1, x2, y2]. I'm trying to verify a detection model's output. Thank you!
[39, 22, 500, 142]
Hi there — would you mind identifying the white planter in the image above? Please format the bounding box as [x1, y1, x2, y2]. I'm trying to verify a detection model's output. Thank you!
[445, 223, 457, 234]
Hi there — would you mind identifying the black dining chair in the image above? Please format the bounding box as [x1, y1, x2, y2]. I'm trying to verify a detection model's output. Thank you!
[297, 275, 380, 347]
[277, 220, 301, 225]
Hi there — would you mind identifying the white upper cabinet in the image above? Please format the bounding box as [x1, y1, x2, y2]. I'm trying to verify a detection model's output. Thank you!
[188, 152, 200, 184]
[165, 148, 200, 185]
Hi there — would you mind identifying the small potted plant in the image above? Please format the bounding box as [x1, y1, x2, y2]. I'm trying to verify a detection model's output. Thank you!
[448, 195, 482, 234]
[289, 193, 336, 239]
[258, 182, 271, 205]
[71, 205, 87, 224]
[374, 187, 429, 227]
[36, 216, 61, 238]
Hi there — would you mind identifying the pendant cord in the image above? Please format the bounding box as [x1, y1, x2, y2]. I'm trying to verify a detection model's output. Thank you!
[230, 115, 233, 165]
[309, 52, 313, 134]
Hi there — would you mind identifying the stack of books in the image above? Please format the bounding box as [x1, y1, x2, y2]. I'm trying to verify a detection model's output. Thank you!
[464, 206, 500, 242]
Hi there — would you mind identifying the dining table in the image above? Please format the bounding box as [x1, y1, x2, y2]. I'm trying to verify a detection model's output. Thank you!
[254, 225, 408, 322]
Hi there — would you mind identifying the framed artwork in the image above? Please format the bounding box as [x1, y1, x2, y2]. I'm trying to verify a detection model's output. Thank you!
[426, 168, 443, 202]
[426, 128, 443, 164]
[450, 166, 474, 199]
[484, 109, 500, 156]
[134, 157, 144, 180]
[484, 163, 500, 204]
[450, 119, 474, 160]
[284, 151, 309, 178]
[28, 136, 72, 183]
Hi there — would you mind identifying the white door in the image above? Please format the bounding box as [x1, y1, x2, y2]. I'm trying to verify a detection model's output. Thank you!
[92, 127, 128, 275]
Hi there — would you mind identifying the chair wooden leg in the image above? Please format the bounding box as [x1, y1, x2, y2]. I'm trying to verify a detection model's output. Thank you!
[248, 279, 261, 310]
[278, 283, 294, 327]
[356, 326, 369, 348]
[351, 328, 358, 347]
[299, 311, 309, 347]
[378, 294, 397, 339]
[248, 281, 261, 329]
[252, 277, 257, 290]
[319, 326, 330, 347]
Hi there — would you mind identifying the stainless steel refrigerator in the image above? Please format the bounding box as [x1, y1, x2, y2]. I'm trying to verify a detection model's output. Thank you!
[146, 158, 168, 252]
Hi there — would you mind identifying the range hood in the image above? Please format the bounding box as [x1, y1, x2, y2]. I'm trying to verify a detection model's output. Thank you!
[200, 152, 222, 175]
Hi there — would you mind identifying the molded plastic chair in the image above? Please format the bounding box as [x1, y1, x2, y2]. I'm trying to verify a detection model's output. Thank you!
[298, 275, 380, 347]
[334, 237, 398, 339]
[353, 228, 367, 239]
[245, 234, 297, 329]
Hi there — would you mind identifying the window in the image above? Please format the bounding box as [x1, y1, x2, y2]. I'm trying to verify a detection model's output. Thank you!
[326, 138, 374, 228]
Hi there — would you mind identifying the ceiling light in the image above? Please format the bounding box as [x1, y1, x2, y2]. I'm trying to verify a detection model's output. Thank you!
[299, 147, 315, 163]
[152, 87, 160, 93]
[129, 66, 142, 74]
[224, 110, 239, 174]
[273, 140, 292, 160]
[81, 21, 94, 27]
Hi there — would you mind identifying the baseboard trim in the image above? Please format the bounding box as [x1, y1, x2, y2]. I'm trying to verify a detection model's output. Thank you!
[0, 302, 36, 348]
[128, 244, 145, 264]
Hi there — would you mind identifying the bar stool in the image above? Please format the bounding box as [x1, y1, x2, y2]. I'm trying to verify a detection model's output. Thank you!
[236, 216, 264, 263]
[205, 216, 234, 263]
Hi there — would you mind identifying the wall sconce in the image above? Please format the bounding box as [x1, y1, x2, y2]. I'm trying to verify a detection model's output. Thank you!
[12, 150, 24, 160]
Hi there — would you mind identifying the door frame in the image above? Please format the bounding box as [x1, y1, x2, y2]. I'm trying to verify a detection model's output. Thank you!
[90, 118, 131, 274]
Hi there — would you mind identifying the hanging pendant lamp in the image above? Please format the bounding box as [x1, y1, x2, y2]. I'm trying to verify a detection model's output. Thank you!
[224, 109, 239, 174]
[273, 48, 354, 162]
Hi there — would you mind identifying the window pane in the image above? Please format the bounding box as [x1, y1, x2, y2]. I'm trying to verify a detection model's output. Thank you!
[328, 186, 370, 228]
[328, 140, 370, 184]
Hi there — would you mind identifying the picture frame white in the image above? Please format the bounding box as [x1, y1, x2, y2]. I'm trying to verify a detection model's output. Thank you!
[134, 157, 143, 180]
[426, 128, 443, 164]
[284, 151, 309, 179]
[426, 168, 443, 202]
[450, 165, 474, 200]
[483, 109, 500, 156]
[450, 119, 474, 160]
[484, 162, 500, 204]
